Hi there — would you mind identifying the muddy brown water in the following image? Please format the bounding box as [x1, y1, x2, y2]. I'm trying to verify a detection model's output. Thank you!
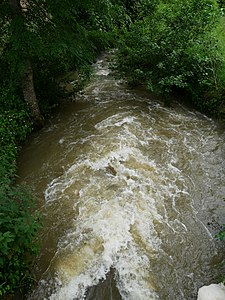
[17, 53, 225, 300]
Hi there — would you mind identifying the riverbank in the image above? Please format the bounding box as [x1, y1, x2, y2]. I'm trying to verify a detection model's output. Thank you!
[18, 53, 225, 300]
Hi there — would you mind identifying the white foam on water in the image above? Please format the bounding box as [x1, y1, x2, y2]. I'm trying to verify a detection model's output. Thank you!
[95, 69, 110, 76]
[38, 101, 225, 299]
[40, 134, 193, 299]
[94, 113, 137, 130]
[28, 54, 225, 300]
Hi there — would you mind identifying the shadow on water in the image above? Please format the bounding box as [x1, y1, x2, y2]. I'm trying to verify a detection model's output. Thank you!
[85, 269, 122, 300]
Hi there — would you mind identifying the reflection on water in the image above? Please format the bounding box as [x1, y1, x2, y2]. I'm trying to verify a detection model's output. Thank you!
[17, 53, 225, 300]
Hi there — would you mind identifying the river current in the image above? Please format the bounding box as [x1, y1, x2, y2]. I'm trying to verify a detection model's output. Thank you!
[18, 53, 225, 300]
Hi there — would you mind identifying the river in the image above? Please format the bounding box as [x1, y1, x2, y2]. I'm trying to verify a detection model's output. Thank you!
[17, 53, 225, 300]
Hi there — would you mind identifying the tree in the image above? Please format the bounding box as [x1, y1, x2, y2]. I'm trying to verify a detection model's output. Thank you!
[0, 0, 118, 128]
[1, 0, 44, 128]
[0, 1, 125, 297]
[116, 0, 225, 115]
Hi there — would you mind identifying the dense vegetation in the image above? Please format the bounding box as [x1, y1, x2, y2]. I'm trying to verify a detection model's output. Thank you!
[116, 0, 225, 116]
[0, 167, 41, 297]
[0, 0, 123, 297]
[0, 0, 224, 297]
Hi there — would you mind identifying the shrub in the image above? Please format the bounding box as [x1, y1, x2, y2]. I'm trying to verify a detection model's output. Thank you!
[116, 0, 225, 117]
[0, 86, 41, 298]
[0, 172, 41, 298]
[0, 87, 32, 170]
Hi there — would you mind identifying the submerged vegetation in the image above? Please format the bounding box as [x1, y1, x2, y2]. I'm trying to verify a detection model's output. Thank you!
[0, 0, 224, 297]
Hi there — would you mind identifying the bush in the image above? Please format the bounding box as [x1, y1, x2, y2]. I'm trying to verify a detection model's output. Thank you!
[0, 87, 32, 167]
[116, 0, 225, 117]
[0, 170, 41, 298]
[0, 86, 41, 298]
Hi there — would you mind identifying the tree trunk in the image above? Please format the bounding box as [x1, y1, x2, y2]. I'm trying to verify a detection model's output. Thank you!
[23, 59, 44, 128]
[9, 0, 44, 129]
[9, 0, 21, 14]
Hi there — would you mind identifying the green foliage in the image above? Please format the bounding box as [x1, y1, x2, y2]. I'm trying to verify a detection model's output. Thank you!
[0, 178, 41, 298]
[0, 86, 39, 298]
[216, 199, 225, 241]
[0, 85, 39, 298]
[116, 0, 225, 117]
[0, 1, 126, 297]
[0, 0, 120, 125]
[215, 201, 225, 282]
[0, 87, 32, 166]
[216, 224, 225, 240]
[217, 0, 225, 8]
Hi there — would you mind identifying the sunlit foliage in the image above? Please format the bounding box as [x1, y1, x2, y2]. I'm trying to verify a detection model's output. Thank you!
[116, 0, 225, 116]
